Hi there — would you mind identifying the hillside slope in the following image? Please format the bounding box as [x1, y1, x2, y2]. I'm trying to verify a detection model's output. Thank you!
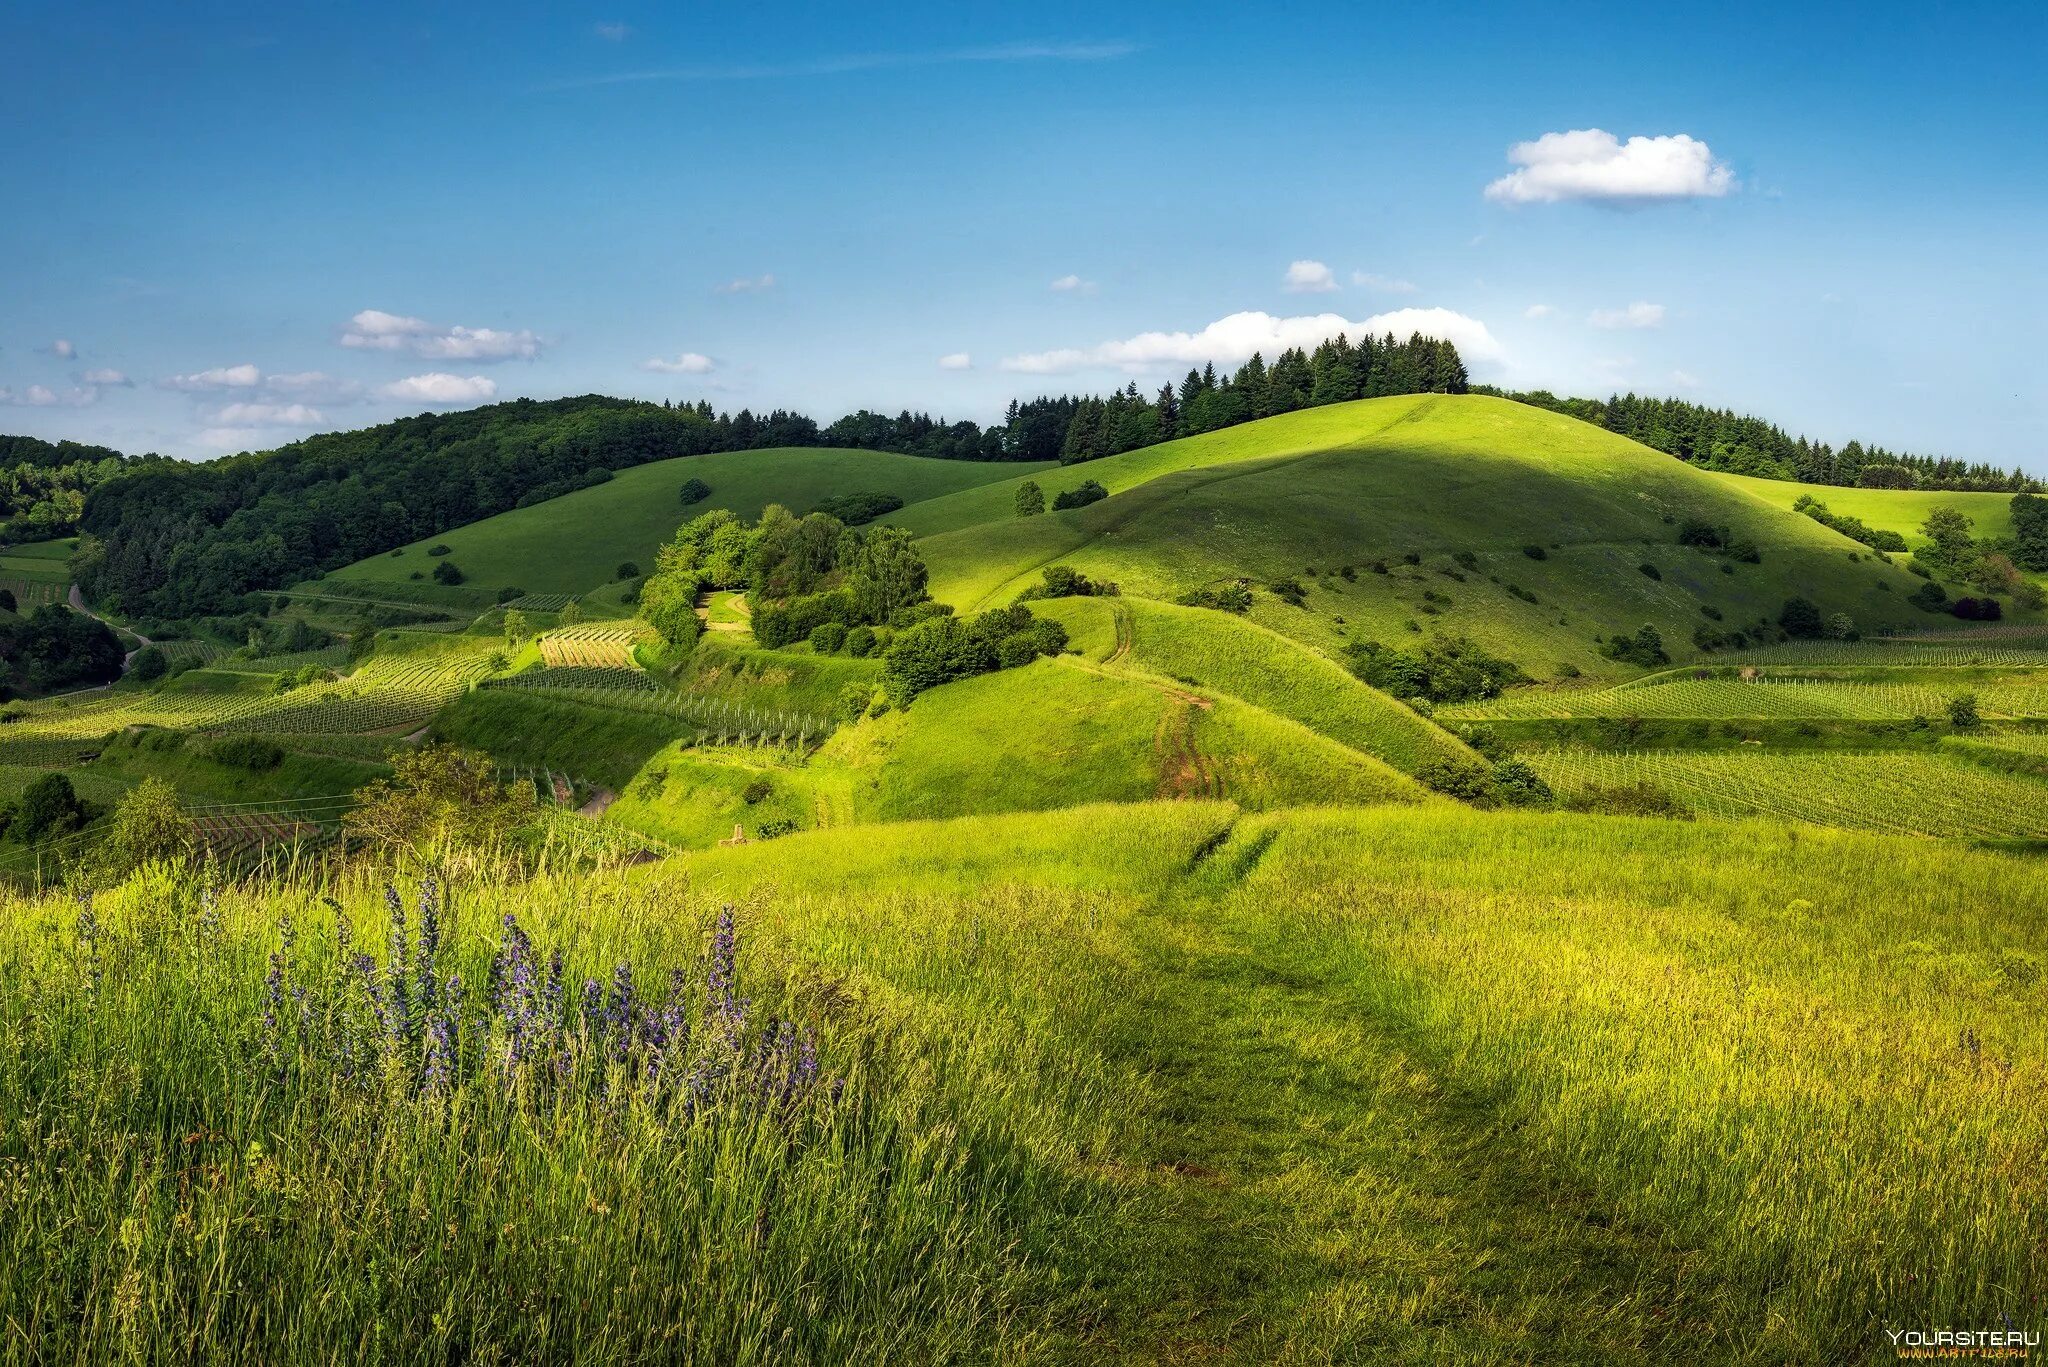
[319, 446, 1049, 604]
[911, 395, 1980, 676]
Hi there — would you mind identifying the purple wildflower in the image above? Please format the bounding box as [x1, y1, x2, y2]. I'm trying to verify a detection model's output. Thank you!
[706, 906, 748, 1046]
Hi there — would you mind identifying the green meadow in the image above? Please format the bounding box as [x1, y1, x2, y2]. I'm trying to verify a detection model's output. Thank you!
[2, 803, 2040, 1362]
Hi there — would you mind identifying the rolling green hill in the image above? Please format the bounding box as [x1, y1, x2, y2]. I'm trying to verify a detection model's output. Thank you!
[906, 395, 1995, 676]
[316, 446, 1051, 605]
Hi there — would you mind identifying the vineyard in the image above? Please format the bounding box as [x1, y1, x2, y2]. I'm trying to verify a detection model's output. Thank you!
[0, 640, 503, 747]
[1530, 749, 2048, 839]
[1445, 674, 2048, 721]
[539, 624, 647, 668]
[510, 593, 580, 613]
[0, 577, 68, 609]
[156, 640, 226, 666]
[481, 674, 832, 749]
[1730, 638, 2048, 667]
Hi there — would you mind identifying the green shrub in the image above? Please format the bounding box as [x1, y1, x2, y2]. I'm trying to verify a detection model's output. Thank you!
[1051, 480, 1107, 511]
[809, 622, 849, 654]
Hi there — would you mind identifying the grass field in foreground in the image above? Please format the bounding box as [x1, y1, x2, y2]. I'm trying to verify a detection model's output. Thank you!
[319, 446, 1048, 604]
[5, 802, 2039, 1361]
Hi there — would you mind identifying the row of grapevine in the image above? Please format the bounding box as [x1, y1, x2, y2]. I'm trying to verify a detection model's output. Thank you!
[539, 625, 646, 668]
[480, 677, 832, 749]
[1530, 749, 2048, 839]
[1446, 676, 2048, 721]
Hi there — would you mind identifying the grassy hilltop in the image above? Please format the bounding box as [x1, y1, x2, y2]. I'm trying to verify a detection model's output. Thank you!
[901, 395, 1953, 674]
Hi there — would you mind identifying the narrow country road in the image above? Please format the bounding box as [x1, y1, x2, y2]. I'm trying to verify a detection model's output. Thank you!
[69, 583, 153, 670]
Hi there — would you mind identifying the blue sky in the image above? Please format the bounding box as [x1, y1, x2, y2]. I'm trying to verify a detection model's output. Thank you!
[3, 0, 2044, 471]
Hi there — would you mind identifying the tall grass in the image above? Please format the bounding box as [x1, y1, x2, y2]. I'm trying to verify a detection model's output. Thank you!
[0, 829, 1183, 1364]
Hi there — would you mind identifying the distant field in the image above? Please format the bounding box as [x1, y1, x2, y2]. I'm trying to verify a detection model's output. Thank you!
[1708, 470, 2031, 555]
[1531, 748, 2048, 838]
[320, 446, 1049, 602]
[1447, 672, 2048, 721]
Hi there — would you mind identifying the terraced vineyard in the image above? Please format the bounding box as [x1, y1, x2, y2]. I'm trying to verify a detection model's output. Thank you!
[539, 624, 646, 668]
[510, 593, 579, 613]
[1446, 674, 2048, 721]
[1, 640, 502, 745]
[1531, 749, 2048, 838]
[481, 674, 831, 748]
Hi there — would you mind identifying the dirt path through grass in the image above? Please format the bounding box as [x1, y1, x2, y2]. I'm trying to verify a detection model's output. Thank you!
[1067, 853, 1721, 1363]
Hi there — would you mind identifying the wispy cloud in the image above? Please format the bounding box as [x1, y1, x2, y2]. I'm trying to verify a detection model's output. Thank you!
[594, 22, 631, 41]
[1588, 301, 1666, 330]
[714, 273, 776, 295]
[1049, 273, 1097, 296]
[1523, 304, 1557, 320]
[937, 352, 973, 371]
[159, 365, 361, 402]
[340, 309, 542, 361]
[81, 368, 132, 386]
[539, 39, 1139, 92]
[642, 352, 715, 374]
[0, 383, 97, 407]
[1351, 271, 1419, 295]
[46, 339, 77, 360]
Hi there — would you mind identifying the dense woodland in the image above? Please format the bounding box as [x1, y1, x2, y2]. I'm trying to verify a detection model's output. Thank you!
[0, 434, 155, 540]
[1477, 387, 2044, 493]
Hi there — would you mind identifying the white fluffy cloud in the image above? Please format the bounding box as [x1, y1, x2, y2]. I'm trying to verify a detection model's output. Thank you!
[212, 401, 325, 426]
[1588, 301, 1666, 330]
[999, 307, 1504, 376]
[81, 367, 132, 386]
[379, 373, 498, 405]
[641, 352, 715, 375]
[1485, 129, 1735, 205]
[1352, 271, 1418, 294]
[714, 273, 776, 294]
[340, 309, 542, 361]
[47, 339, 77, 359]
[1049, 274, 1096, 295]
[937, 352, 973, 370]
[1283, 260, 1338, 294]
